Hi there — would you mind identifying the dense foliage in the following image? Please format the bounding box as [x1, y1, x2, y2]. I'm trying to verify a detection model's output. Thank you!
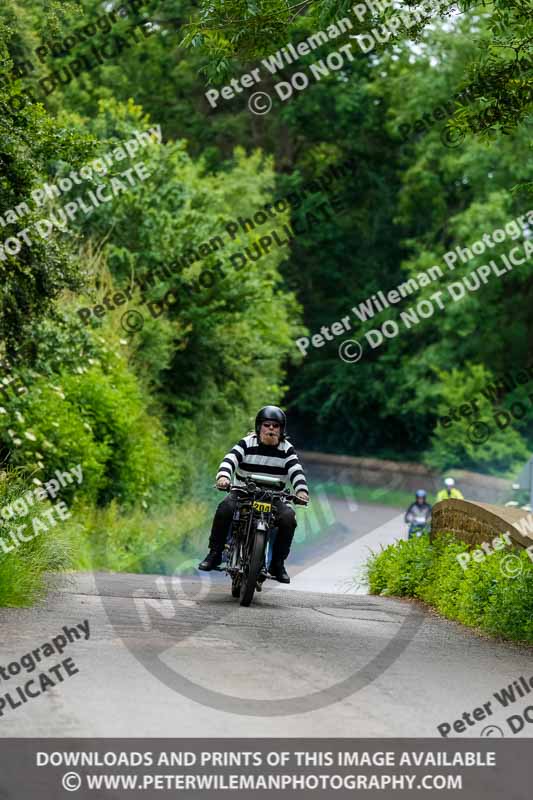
[366, 532, 533, 642]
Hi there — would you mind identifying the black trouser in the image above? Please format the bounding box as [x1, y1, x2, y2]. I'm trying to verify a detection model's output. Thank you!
[208, 493, 297, 563]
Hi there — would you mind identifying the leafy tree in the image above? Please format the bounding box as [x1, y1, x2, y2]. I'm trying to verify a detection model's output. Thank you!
[183, 0, 532, 140]
[0, 12, 94, 356]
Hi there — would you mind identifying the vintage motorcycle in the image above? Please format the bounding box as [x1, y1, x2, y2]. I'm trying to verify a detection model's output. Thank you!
[216, 473, 307, 607]
[406, 511, 431, 539]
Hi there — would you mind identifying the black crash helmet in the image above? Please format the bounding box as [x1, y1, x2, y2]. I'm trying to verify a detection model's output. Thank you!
[255, 406, 287, 439]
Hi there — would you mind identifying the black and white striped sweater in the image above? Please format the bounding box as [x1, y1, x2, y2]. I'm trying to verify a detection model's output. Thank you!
[216, 434, 308, 493]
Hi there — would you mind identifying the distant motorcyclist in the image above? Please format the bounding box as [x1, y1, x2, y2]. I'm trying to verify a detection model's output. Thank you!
[198, 405, 309, 583]
[404, 490, 432, 538]
[436, 476, 464, 502]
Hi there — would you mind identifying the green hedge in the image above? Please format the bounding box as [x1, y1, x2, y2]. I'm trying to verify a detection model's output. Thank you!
[0, 472, 75, 606]
[366, 533, 533, 643]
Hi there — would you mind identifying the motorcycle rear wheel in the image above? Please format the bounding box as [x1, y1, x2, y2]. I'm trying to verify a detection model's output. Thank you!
[240, 529, 266, 607]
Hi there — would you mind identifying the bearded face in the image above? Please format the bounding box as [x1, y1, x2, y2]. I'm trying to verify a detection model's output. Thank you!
[260, 421, 281, 446]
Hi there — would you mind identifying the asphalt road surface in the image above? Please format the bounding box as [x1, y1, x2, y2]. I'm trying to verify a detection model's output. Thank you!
[1, 494, 532, 738]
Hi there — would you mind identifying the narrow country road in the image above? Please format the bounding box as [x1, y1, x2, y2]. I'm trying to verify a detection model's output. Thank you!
[1, 494, 532, 738]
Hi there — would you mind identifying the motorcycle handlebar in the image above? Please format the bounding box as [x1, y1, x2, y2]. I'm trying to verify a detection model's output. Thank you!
[213, 482, 308, 505]
[288, 494, 309, 506]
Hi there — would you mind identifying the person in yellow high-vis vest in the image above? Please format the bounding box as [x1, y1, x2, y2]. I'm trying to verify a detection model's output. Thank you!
[436, 476, 464, 502]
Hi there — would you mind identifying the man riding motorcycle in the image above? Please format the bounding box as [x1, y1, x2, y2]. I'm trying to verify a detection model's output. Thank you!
[436, 476, 464, 502]
[404, 489, 432, 538]
[198, 405, 309, 584]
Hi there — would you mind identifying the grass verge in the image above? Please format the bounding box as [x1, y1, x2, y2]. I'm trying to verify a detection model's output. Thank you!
[71, 499, 210, 575]
[0, 473, 74, 606]
[308, 479, 411, 510]
[366, 532, 533, 643]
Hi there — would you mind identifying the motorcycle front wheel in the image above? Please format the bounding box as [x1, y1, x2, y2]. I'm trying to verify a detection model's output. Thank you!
[240, 529, 266, 607]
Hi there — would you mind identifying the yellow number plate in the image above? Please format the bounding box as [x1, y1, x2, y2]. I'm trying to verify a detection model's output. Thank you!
[253, 501, 272, 512]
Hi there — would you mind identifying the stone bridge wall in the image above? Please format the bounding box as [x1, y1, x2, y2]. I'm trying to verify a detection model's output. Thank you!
[430, 499, 533, 548]
[301, 451, 510, 504]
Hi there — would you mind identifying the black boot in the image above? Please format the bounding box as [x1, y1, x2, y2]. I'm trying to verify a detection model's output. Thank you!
[269, 560, 290, 584]
[198, 550, 222, 571]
